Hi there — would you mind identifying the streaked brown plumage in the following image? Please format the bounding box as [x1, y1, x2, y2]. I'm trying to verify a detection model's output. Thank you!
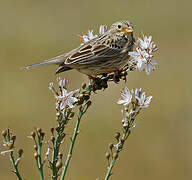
[24, 20, 135, 76]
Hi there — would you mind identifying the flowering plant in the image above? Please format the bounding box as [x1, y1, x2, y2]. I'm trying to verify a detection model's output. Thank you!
[1, 24, 158, 180]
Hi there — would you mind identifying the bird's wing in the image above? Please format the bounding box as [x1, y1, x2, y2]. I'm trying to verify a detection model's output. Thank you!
[64, 34, 123, 67]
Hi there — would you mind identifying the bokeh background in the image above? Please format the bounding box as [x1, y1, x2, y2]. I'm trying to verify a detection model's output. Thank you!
[0, 0, 192, 179]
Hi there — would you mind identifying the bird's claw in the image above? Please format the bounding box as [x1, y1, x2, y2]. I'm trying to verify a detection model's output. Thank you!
[88, 75, 108, 92]
[113, 71, 120, 83]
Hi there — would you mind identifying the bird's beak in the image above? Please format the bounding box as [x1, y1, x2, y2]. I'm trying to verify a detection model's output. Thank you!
[125, 27, 133, 34]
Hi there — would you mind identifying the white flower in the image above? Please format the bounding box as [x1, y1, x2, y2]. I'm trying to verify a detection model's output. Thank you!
[117, 87, 132, 106]
[80, 25, 107, 45]
[81, 30, 98, 43]
[80, 25, 108, 44]
[129, 48, 157, 75]
[129, 48, 148, 70]
[99, 25, 108, 35]
[49, 82, 58, 97]
[137, 35, 152, 50]
[135, 88, 152, 108]
[135, 88, 143, 98]
[57, 77, 68, 90]
[129, 34, 158, 75]
[49, 77, 79, 111]
[57, 89, 79, 110]
[137, 34, 158, 53]
[144, 60, 157, 75]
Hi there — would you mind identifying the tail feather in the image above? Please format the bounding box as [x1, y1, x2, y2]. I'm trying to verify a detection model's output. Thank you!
[22, 54, 66, 70]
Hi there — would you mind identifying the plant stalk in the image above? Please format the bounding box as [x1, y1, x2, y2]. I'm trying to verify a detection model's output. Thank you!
[60, 105, 85, 180]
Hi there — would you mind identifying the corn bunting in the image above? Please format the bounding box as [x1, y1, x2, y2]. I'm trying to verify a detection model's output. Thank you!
[24, 20, 135, 76]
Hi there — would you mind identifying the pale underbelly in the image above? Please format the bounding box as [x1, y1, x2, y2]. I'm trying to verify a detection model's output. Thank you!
[77, 56, 130, 75]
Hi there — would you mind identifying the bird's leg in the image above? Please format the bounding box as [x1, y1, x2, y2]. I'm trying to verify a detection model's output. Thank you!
[113, 70, 120, 83]
[88, 75, 100, 92]
[88, 75, 98, 82]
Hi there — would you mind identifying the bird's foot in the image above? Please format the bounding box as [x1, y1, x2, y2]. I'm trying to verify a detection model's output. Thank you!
[88, 75, 108, 92]
[113, 70, 120, 83]
[88, 75, 100, 93]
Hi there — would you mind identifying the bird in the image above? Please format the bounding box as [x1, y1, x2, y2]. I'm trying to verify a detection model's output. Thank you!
[23, 20, 135, 77]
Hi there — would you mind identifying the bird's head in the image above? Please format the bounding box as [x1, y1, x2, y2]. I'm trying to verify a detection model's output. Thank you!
[110, 20, 134, 36]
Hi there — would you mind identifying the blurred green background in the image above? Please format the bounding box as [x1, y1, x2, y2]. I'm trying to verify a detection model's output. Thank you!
[0, 0, 191, 179]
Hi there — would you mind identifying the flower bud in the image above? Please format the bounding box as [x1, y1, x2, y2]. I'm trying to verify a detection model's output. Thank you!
[11, 135, 16, 142]
[30, 131, 36, 138]
[36, 128, 42, 134]
[51, 136, 55, 143]
[55, 127, 59, 132]
[105, 152, 110, 159]
[69, 112, 75, 118]
[61, 133, 66, 139]
[115, 132, 120, 140]
[34, 152, 39, 159]
[56, 160, 63, 169]
[1, 130, 7, 137]
[34, 145, 38, 151]
[109, 143, 113, 150]
[59, 152, 63, 159]
[86, 101, 92, 108]
[50, 127, 54, 134]
[124, 107, 128, 112]
[18, 149, 24, 157]
[81, 83, 86, 89]
[41, 132, 45, 140]
[7, 142, 14, 149]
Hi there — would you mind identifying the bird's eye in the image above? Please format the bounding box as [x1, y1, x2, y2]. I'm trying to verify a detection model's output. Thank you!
[117, 25, 121, 29]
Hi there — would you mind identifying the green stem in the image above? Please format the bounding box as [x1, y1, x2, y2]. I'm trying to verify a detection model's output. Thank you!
[60, 105, 85, 180]
[104, 111, 140, 180]
[105, 150, 120, 180]
[52, 113, 70, 180]
[7, 130, 23, 180]
[10, 152, 23, 180]
[51, 135, 60, 180]
[37, 135, 44, 180]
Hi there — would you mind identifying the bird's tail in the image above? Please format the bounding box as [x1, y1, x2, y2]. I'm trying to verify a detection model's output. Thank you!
[22, 54, 66, 70]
